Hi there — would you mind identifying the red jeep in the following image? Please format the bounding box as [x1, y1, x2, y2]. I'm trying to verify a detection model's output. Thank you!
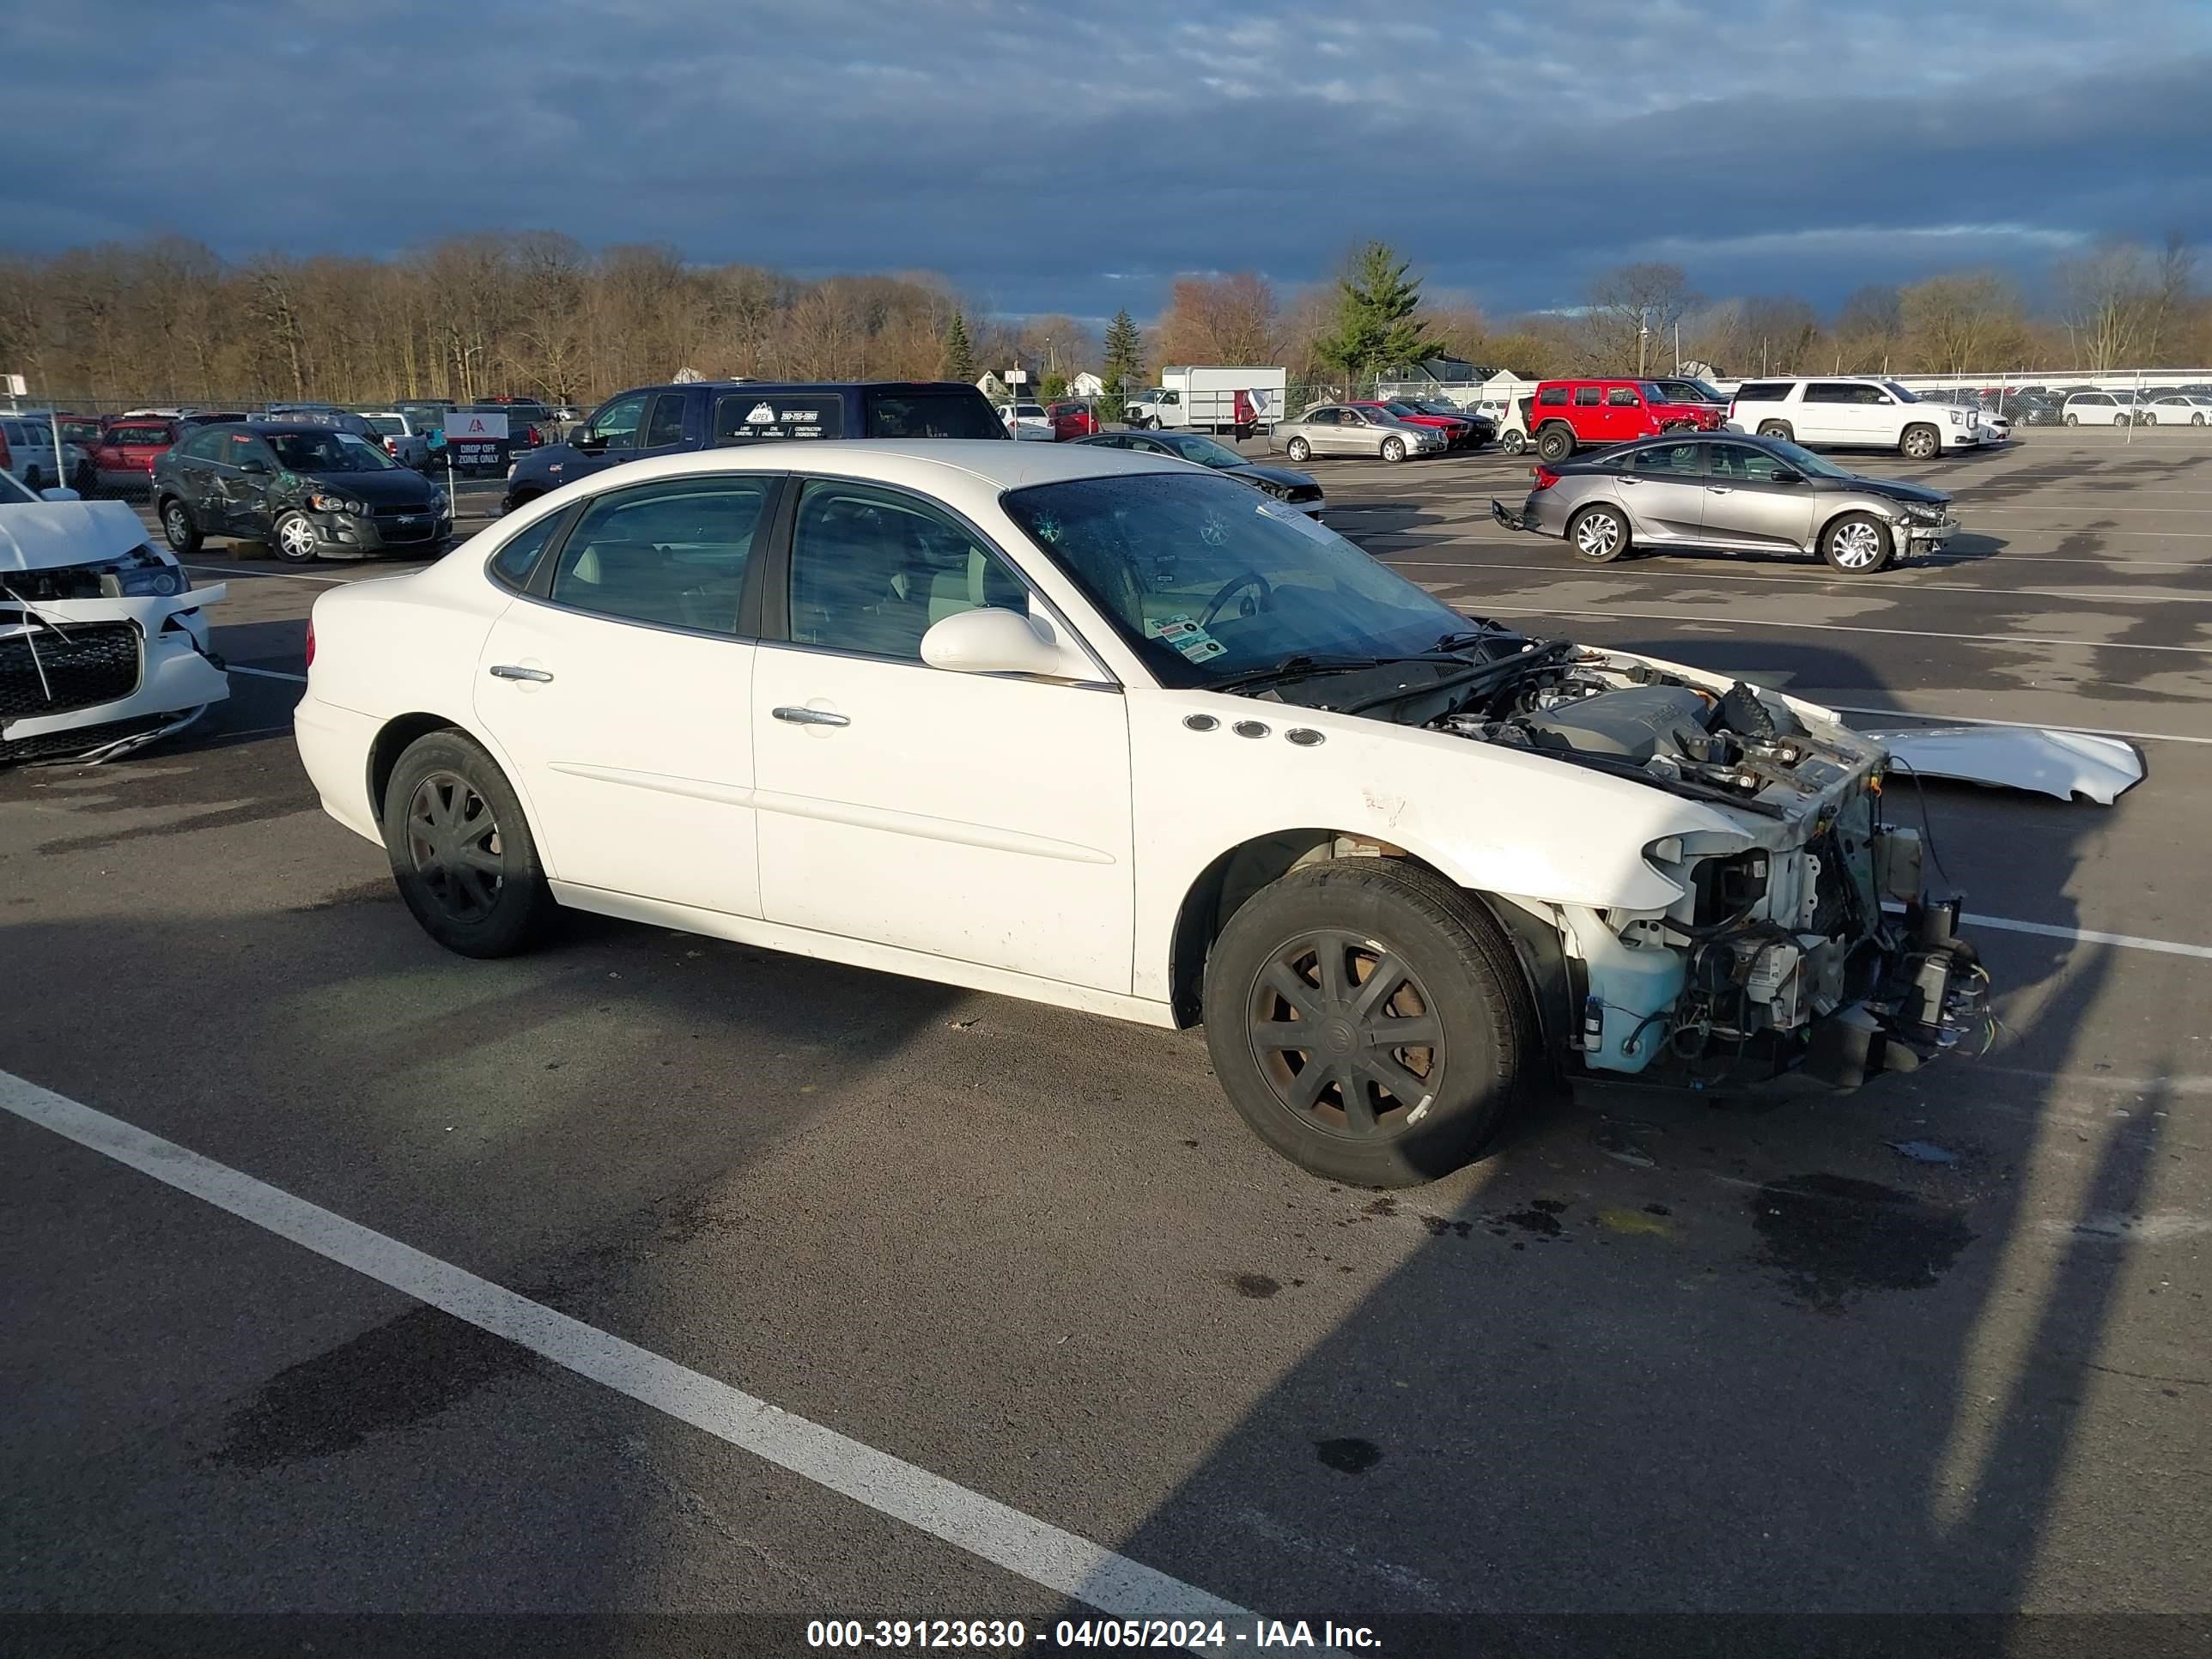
[1528, 378, 1722, 461]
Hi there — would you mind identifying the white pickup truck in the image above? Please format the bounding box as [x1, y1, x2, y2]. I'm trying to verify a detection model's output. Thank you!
[1727, 377, 1980, 459]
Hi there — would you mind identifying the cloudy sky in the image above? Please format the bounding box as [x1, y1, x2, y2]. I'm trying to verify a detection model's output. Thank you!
[6, 0, 2209, 321]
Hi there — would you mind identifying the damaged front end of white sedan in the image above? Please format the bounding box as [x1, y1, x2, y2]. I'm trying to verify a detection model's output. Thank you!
[1437, 647, 1988, 1092]
[1, 484, 228, 766]
[1239, 630, 1992, 1097]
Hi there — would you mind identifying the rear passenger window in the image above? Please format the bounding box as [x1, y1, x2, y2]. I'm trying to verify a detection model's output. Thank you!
[547, 479, 769, 635]
[1632, 442, 1703, 476]
[1573, 386, 1601, 406]
[487, 509, 569, 591]
[787, 480, 1026, 662]
[1537, 386, 1569, 406]
[642, 394, 688, 447]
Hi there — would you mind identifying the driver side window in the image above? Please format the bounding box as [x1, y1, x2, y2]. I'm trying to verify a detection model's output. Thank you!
[586, 393, 647, 449]
[787, 480, 1029, 663]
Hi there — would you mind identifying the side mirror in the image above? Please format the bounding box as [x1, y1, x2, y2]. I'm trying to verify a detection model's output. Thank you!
[921, 606, 1093, 681]
[573, 433, 607, 453]
[239, 458, 270, 475]
[39, 486, 82, 502]
[1770, 468, 1802, 484]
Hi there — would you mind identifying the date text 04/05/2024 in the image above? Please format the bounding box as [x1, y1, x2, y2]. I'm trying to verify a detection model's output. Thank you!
[805, 1619, 1382, 1649]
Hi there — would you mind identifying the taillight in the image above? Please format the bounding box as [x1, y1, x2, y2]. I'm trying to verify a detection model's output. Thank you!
[384, 437, 398, 454]
[304, 620, 315, 669]
[1532, 465, 1560, 490]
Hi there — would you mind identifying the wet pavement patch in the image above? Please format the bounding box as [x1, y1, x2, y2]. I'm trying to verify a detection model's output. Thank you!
[1315, 1437, 1382, 1475]
[1502, 1200, 1567, 1237]
[1231, 1273, 1282, 1299]
[1752, 1173, 1974, 1312]
[210, 1305, 537, 1468]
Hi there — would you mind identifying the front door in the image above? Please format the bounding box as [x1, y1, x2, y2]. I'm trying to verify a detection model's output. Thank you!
[1604, 384, 1646, 442]
[1618, 439, 1708, 540]
[471, 474, 774, 916]
[751, 477, 1135, 991]
[1704, 441, 1816, 551]
[214, 431, 276, 538]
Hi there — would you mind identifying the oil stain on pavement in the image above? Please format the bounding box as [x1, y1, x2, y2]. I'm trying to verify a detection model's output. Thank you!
[1752, 1173, 1974, 1312]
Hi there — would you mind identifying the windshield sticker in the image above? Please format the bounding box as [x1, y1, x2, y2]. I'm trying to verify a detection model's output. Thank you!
[1257, 498, 1334, 540]
[1145, 613, 1227, 662]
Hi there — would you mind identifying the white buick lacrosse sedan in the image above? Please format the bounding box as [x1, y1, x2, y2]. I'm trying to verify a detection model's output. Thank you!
[295, 441, 1982, 1184]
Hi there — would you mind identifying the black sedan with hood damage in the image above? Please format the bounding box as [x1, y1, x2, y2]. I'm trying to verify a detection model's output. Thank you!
[153, 422, 453, 566]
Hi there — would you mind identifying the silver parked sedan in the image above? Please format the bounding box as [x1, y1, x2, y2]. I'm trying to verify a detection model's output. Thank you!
[1273, 404, 1446, 465]
[1490, 432, 1957, 574]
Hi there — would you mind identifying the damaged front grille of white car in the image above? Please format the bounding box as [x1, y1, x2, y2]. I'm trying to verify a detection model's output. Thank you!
[1, 538, 229, 767]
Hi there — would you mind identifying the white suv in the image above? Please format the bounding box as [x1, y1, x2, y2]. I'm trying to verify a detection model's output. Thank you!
[1727, 378, 1978, 459]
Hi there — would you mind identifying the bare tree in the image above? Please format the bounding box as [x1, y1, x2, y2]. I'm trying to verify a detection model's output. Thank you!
[2054, 240, 2157, 370]
[1584, 263, 1698, 374]
[1899, 272, 2028, 374]
[1156, 272, 1280, 365]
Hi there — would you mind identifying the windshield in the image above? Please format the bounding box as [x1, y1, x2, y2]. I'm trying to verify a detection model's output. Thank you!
[1881, 381, 1922, 403]
[266, 430, 397, 472]
[1152, 433, 1247, 468]
[1002, 471, 1470, 690]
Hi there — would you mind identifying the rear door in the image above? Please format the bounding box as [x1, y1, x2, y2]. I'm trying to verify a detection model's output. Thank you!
[1571, 384, 1603, 442]
[1798, 382, 1855, 444]
[1617, 440, 1707, 539]
[1705, 441, 1815, 551]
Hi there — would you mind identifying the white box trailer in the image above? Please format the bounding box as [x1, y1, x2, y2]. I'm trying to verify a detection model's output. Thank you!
[1128, 366, 1289, 434]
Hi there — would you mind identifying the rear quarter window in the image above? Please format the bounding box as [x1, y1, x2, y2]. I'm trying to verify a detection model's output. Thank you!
[1732, 382, 1791, 404]
[863, 390, 1003, 440]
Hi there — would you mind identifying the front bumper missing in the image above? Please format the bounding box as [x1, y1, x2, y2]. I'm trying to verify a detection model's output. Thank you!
[1803, 898, 1986, 1088]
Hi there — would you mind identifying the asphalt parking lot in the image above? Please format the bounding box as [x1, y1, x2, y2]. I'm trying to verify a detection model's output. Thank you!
[4, 434, 2209, 1651]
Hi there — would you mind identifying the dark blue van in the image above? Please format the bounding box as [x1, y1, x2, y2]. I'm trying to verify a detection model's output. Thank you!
[501, 380, 1006, 510]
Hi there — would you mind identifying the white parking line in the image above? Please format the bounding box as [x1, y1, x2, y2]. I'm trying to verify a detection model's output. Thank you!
[228, 665, 308, 684]
[1965, 915, 2212, 961]
[186, 564, 348, 584]
[1449, 601, 2212, 656]
[1382, 556, 2212, 605]
[0, 1070, 1247, 1623]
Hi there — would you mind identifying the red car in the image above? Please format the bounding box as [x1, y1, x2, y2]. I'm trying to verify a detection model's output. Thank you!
[1346, 398, 1474, 449]
[1525, 378, 1723, 461]
[88, 416, 185, 495]
[1047, 399, 1099, 441]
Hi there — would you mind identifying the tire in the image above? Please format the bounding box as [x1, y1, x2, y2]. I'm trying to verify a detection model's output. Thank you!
[2064, 413, 2079, 427]
[1380, 435, 1407, 464]
[1568, 504, 1630, 563]
[2141, 413, 2157, 427]
[159, 496, 202, 555]
[1821, 510, 1893, 574]
[1756, 420, 1795, 441]
[1204, 860, 1534, 1186]
[1285, 436, 1311, 464]
[1535, 423, 1575, 462]
[380, 730, 558, 959]
[1899, 423, 1940, 460]
[1499, 429, 1527, 456]
[2194, 413, 2206, 426]
[273, 510, 322, 564]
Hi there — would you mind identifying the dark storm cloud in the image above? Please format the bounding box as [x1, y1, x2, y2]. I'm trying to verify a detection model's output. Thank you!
[5, 0, 2208, 316]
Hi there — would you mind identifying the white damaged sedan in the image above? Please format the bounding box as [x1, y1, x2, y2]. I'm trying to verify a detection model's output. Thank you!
[2, 468, 228, 765]
[295, 443, 1984, 1184]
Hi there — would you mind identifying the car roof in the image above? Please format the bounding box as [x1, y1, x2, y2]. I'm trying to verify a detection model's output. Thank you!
[555, 439, 1187, 494]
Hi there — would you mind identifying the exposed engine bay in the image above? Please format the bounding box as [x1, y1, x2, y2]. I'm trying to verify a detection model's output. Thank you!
[1249, 633, 1990, 1092]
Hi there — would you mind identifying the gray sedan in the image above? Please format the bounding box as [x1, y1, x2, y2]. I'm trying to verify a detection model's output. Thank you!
[1491, 432, 1956, 574]
[1273, 404, 1446, 465]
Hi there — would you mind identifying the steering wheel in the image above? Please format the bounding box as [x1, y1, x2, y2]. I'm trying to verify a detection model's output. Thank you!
[1200, 569, 1273, 627]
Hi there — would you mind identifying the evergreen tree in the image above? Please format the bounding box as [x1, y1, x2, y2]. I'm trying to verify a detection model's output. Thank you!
[1040, 370, 1068, 401]
[1100, 307, 1143, 420]
[940, 310, 976, 382]
[1316, 242, 1436, 395]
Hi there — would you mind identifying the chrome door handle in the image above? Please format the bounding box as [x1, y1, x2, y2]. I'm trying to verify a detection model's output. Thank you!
[489, 664, 554, 683]
[1707, 486, 1732, 495]
[772, 705, 849, 727]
